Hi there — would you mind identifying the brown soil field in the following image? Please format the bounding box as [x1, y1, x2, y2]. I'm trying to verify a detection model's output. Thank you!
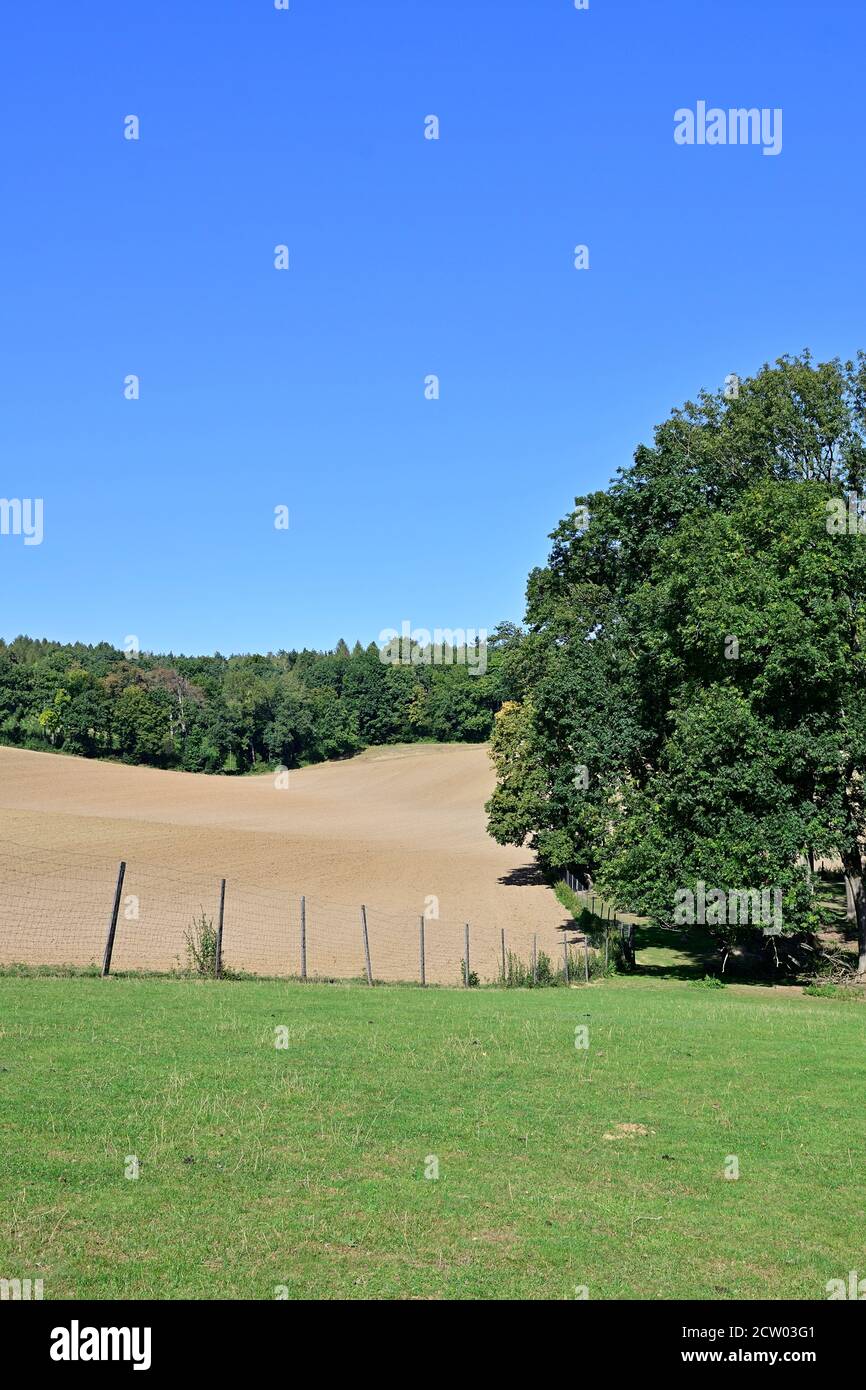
[0, 744, 571, 983]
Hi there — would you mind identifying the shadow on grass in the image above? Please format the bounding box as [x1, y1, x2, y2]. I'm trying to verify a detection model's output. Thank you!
[814, 872, 857, 940]
[635, 924, 810, 988]
[551, 869, 856, 988]
[634, 923, 717, 980]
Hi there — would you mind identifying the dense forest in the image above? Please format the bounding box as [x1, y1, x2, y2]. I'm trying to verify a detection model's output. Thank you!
[486, 351, 866, 969]
[0, 633, 515, 773]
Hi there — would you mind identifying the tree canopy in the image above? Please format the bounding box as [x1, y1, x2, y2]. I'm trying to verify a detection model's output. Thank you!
[0, 635, 505, 775]
[486, 352, 866, 972]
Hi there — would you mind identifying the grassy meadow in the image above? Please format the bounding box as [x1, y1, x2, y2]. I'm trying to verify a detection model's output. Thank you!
[1, 959, 863, 1300]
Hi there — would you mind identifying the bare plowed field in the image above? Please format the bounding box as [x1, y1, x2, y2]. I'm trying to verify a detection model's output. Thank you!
[0, 745, 569, 983]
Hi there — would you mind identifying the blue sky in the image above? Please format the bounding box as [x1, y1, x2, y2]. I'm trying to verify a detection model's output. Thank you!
[2, 0, 863, 656]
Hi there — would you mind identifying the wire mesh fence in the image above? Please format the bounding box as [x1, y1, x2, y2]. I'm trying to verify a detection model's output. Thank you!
[0, 842, 575, 987]
[562, 867, 636, 967]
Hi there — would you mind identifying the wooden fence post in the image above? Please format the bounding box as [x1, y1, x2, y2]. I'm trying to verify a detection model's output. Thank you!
[361, 905, 373, 985]
[605, 921, 610, 971]
[101, 861, 126, 978]
[500, 927, 506, 983]
[532, 933, 538, 985]
[584, 937, 590, 984]
[300, 895, 307, 980]
[464, 923, 470, 987]
[419, 915, 426, 987]
[562, 938, 570, 984]
[215, 878, 226, 978]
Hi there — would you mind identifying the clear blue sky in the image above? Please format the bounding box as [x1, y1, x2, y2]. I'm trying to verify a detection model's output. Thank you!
[2, 0, 863, 656]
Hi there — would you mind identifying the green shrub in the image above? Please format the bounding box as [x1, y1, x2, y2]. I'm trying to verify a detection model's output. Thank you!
[496, 948, 557, 987]
[534, 949, 560, 987]
[803, 982, 864, 1001]
[184, 910, 219, 977]
[505, 950, 555, 987]
[690, 974, 726, 989]
[502, 946, 604, 988]
[461, 959, 480, 988]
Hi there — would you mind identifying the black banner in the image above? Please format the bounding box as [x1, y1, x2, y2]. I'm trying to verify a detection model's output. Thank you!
[4, 1299, 859, 1375]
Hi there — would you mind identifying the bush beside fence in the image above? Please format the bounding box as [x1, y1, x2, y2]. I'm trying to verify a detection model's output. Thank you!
[561, 869, 636, 969]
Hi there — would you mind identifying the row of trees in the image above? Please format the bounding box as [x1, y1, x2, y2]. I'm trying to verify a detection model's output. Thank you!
[485, 352, 866, 973]
[0, 637, 509, 773]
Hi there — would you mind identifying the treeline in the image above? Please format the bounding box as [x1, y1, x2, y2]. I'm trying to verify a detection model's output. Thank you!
[486, 351, 866, 970]
[0, 635, 513, 773]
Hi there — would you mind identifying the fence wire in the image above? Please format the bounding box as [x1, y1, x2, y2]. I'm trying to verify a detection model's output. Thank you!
[0, 843, 572, 986]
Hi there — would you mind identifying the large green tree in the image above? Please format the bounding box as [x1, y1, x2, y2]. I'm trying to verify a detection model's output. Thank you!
[487, 352, 866, 972]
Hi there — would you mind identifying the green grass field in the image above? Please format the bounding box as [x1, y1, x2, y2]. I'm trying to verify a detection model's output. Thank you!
[0, 969, 862, 1300]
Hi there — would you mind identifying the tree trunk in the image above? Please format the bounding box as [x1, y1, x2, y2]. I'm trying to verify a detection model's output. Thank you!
[845, 877, 856, 923]
[841, 849, 866, 976]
